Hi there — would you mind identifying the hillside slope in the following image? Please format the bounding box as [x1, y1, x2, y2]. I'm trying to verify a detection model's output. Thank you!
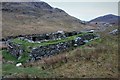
[2, 2, 95, 39]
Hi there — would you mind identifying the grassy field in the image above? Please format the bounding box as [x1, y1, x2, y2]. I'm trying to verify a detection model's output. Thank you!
[2, 28, 118, 78]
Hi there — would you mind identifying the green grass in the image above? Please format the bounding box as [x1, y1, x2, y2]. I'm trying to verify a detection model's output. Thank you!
[1, 49, 30, 63]
[2, 50, 17, 62]
[1, 49, 54, 77]
[2, 63, 54, 78]
[17, 53, 30, 63]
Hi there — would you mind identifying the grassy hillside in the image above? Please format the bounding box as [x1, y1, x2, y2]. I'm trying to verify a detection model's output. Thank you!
[89, 14, 119, 25]
[2, 2, 95, 39]
[2, 27, 118, 78]
[1, 2, 118, 78]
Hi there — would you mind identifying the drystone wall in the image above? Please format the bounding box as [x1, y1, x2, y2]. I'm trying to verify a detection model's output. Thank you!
[7, 41, 24, 58]
[6, 31, 98, 62]
[24, 31, 80, 42]
[29, 33, 97, 61]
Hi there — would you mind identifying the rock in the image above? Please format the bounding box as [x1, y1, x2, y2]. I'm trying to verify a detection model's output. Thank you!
[18, 56, 22, 60]
[75, 37, 81, 42]
[6, 61, 14, 64]
[16, 63, 22, 67]
[84, 40, 89, 43]
[57, 30, 64, 34]
[74, 44, 77, 46]
[109, 29, 119, 35]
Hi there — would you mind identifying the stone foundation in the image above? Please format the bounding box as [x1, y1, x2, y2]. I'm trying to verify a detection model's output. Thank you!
[6, 31, 98, 62]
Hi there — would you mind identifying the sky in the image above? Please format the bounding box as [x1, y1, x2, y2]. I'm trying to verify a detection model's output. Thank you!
[44, 1, 119, 21]
[1, 0, 119, 21]
[44, 0, 119, 2]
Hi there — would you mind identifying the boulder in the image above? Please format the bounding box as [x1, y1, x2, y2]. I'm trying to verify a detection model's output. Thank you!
[16, 63, 22, 67]
[109, 29, 119, 35]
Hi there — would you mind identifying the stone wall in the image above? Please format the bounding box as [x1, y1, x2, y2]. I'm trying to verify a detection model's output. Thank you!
[6, 31, 98, 62]
[7, 41, 24, 58]
[29, 33, 97, 61]
[24, 31, 80, 42]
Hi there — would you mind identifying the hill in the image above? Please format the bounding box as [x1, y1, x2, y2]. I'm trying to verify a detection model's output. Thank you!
[89, 14, 120, 25]
[2, 2, 95, 39]
[1, 2, 118, 78]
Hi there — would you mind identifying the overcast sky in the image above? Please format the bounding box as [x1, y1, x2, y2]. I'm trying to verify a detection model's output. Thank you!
[44, 0, 119, 2]
[44, 1, 118, 21]
[1, 0, 119, 21]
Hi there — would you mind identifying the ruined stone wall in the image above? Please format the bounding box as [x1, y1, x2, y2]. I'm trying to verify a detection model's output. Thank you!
[6, 31, 98, 62]
[6, 31, 81, 59]
[7, 41, 24, 58]
[29, 33, 97, 61]
[24, 31, 80, 42]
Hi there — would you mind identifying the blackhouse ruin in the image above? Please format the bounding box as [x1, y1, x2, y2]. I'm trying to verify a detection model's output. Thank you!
[6, 31, 99, 62]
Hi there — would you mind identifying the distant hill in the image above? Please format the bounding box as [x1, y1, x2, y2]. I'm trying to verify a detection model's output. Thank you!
[2, 2, 95, 39]
[89, 14, 120, 25]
